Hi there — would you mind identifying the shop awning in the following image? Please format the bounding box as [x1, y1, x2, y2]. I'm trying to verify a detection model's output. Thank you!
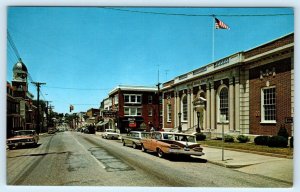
[96, 121, 109, 127]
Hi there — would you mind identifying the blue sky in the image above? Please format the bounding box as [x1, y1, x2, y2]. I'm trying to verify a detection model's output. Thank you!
[6, 7, 294, 114]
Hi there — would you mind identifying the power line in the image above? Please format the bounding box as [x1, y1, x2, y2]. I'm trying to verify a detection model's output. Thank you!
[7, 40, 19, 62]
[44, 86, 109, 91]
[7, 30, 21, 61]
[71, 104, 99, 105]
[102, 7, 293, 17]
[7, 48, 18, 66]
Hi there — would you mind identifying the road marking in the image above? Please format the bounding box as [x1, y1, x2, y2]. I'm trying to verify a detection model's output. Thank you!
[69, 132, 106, 169]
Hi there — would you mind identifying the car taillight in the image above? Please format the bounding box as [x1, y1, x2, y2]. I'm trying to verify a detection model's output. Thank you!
[193, 147, 203, 152]
[170, 144, 181, 149]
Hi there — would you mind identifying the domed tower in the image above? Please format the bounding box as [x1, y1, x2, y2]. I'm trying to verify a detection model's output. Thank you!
[12, 60, 28, 99]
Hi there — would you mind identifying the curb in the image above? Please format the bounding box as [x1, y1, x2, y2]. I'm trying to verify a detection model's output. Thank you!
[203, 145, 293, 159]
[206, 160, 257, 168]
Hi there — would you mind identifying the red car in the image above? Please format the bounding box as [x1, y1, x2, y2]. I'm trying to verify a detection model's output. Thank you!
[141, 132, 204, 158]
[7, 130, 39, 149]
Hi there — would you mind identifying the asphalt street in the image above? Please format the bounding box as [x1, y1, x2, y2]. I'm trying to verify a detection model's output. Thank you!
[6, 131, 292, 187]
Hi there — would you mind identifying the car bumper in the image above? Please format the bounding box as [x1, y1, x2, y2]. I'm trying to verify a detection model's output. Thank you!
[7, 141, 35, 147]
[168, 149, 205, 156]
[106, 135, 119, 139]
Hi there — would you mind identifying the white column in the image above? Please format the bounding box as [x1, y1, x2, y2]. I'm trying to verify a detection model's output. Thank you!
[191, 89, 195, 129]
[187, 89, 191, 129]
[235, 77, 240, 132]
[229, 78, 235, 131]
[210, 82, 215, 130]
[177, 92, 181, 127]
[206, 83, 211, 130]
[174, 91, 177, 128]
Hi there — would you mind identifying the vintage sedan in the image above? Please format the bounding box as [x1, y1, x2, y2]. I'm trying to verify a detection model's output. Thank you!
[7, 130, 39, 149]
[121, 131, 149, 149]
[102, 129, 120, 140]
[140, 132, 204, 158]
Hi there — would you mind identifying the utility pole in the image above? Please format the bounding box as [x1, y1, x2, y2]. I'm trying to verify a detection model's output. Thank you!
[156, 82, 161, 130]
[31, 82, 46, 134]
[46, 101, 52, 129]
[156, 64, 161, 130]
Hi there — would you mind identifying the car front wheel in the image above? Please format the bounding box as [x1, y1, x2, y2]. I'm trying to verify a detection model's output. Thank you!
[157, 148, 164, 158]
[132, 143, 137, 149]
[141, 144, 147, 152]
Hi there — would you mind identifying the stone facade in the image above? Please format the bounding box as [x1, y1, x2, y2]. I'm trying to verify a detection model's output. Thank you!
[161, 33, 294, 137]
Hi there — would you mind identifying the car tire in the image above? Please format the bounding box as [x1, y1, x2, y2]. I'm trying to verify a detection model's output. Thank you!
[8, 146, 13, 150]
[157, 148, 164, 158]
[141, 144, 147, 152]
[132, 143, 137, 149]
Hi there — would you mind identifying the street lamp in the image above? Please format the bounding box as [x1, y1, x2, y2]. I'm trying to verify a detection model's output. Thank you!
[178, 112, 182, 132]
[196, 111, 201, 133]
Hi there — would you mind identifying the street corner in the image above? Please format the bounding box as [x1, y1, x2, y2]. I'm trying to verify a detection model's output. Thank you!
[207, 158, 258, 168]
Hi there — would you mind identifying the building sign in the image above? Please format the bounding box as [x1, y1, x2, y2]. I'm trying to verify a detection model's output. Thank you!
[285, 117, 293, 124]
[129, 121, 136, 128]
[103, 110, 117, 118]
[214, 57, 229, 68]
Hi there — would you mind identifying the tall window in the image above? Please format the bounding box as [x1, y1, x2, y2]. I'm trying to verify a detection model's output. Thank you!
[148, 108, 153, 116]
[124, 107, 142, 116]
[182, 95, 187, 121]
[219, 87, 228, 121]
[148, 95, 153, 104]
[262, 87, 276, 122]
[124, 94, 142, 104]
[167, 104, 172, 122]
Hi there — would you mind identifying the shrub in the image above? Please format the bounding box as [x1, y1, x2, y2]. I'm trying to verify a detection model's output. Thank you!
[224, 135, 234, 142]
[254, 136, 270, 146]
[267, 136, 288, 148]
[195, 132, 206, 141]
[237, 135, 250, 143]
[277, 125, 289, 139]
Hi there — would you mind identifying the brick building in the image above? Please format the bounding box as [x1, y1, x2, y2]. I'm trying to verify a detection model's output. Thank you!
[7, 61, 37, 137]
[161, 33, 294, 137]
[108, 85, 162, 133]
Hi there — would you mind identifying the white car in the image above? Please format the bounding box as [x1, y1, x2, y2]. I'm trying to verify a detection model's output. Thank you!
[102, 129, 120, 140]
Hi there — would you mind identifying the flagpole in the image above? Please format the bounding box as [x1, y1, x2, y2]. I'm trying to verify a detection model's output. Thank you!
[212, 15, 215, 62]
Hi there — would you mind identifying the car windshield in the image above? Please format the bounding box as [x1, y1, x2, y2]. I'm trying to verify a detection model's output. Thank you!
[106, 130, 115, 133]
[162, 133, 175, 140]
[15, 131, 34, 136]
[175, 135, 196, 142]
[141, 133, 149, 138]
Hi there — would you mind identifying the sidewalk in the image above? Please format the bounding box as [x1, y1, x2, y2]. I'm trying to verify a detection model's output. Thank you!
[198, 146, 293, 183]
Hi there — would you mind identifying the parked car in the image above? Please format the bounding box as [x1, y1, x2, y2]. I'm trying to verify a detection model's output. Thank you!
[48, 127, 56, 134]
[102, 129, 120, 140]
[7, 130, 39, 149]
[122, 131, 150, 149]
[140, 131, 204, 158]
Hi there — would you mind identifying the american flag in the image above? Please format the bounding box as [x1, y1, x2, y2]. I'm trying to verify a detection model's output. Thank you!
[215, 18, 230, 29]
